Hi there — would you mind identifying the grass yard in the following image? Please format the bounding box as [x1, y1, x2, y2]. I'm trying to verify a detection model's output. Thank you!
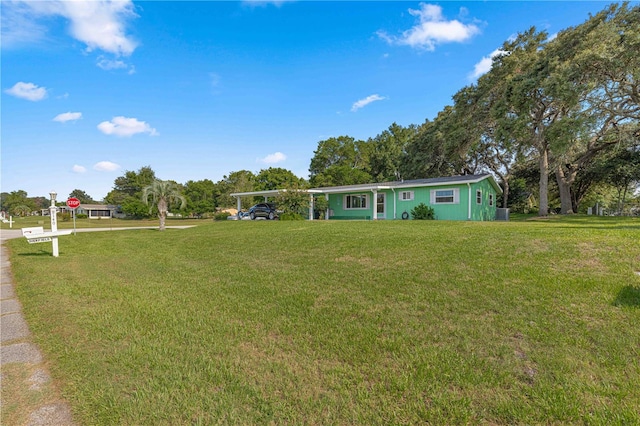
[4, 217, 640, 424]
[0, 215, 204, 230]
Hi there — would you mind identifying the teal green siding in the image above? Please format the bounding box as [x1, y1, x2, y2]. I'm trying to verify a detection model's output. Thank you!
[328, 179, 499, 221]
[469, 179, 498, 221]
[329, 193, 373, 220]
[390, 185, 468, 220]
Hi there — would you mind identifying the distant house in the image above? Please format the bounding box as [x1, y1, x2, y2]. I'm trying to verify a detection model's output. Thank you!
[231, 174, 503, 221]
[53, 204, 120, 219]
[79, 204, 119, 219]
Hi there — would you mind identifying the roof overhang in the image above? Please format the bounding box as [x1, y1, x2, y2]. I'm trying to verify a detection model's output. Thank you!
[315, 185, 393, 194]
[230, 174, 502, 198]
[230, 189, 323, 197]
[311, 175, 503, 195]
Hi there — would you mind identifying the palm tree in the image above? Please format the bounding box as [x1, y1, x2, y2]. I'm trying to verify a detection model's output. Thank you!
[13, 204, 32, 217]
[141, 180, 186, 231]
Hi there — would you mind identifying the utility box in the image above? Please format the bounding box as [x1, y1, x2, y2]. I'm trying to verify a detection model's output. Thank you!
[496, 208, 510, 221]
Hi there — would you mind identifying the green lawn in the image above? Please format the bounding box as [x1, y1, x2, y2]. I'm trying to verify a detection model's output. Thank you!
[5, 217, 640, 425]
[1, 215, 204, 230]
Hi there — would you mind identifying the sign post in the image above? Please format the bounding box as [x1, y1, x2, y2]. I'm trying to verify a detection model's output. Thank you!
[50, 191, 59, 257]
[66, 197, 80, 235]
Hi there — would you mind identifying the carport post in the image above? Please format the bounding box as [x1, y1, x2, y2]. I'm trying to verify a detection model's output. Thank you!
[325, 194, 329, 220]
[236, 196, 241, 213]
[372, 189, 377, 220]
[309, 194, 314, 221]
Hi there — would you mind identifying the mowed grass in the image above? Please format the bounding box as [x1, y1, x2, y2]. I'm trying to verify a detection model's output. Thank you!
[6, 217, 640, 425]
[0, 215, 204, 230]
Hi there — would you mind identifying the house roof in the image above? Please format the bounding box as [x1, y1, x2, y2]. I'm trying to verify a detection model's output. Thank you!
[79, 204, 117, 209]
[230, 188, 323, 198]
[230, 174, 503, 198]
[311, 174, 503, 194]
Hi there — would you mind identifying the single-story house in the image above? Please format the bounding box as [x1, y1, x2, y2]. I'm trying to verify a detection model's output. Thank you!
[53, 204, 120, 219]
[231, 174, 503, 221]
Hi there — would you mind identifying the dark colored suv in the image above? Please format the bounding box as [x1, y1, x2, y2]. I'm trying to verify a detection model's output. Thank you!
[248, 203, 279, 220]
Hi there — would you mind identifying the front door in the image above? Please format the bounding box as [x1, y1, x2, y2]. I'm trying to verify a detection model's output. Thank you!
[376, 193, 386, 219]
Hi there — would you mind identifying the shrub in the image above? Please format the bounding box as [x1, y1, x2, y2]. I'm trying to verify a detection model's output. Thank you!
[213, 212, 231, 221]
[275, 184, 310, 216]
[313, 196, 329, 219]
[411, 203, 435, 220]
[60, 212, 72, 222]
[75, 214, 88, 219]
[279, 212, 304, 221]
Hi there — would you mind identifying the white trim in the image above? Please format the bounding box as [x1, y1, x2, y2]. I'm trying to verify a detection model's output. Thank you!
[230, 189, 323, 197]
[325, 194, 330, 220]
[391, 188, 396, 219]
[343, 194, 369, 210]
[399, 191, 414, 201]
[314, 175, 502, 194]
[229, 175, 503, 198]
[376, 192, 386, 219]
[468, 183, 472, 220]
[430, 188, 459, 204]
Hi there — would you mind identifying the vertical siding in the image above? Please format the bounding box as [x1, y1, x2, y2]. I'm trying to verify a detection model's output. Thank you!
[326, 178, 499, 221]
[470, 180, 498, 221]
[393, 185, 469, 220]
[329, 193, 373, 219]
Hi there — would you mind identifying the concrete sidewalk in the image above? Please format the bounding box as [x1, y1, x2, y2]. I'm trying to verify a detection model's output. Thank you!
[1, 241, 76, 425]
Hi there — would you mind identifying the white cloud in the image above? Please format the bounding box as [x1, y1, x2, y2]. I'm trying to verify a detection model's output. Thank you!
[351, 94, 386, 112]
[53, 112, 82, 123]
[97, 116, 158, 137]
[0, 1, 49, 48]
[378, 3, 480, 51]
[72, 165, 87, 173]
[93, 161, 120, 172]
[258, 152, 287, 164]
[242, 1, 293, 8]
[4, 82, 48, 101]
[2, 1, 138, 62]
[469, 48, 506, 79]
[96, 56, 135, 74]
[210, 73, 221, 88]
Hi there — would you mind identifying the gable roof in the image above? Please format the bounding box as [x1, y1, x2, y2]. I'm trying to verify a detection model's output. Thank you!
[230, 174, 503, 199]
[311, 174, 503, 194]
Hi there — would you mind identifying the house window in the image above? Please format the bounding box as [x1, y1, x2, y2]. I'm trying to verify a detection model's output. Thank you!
[400, 191, 414, 201]
[489, 194, 494, 207]
[344, 194, 368, 209]
[90, 210, 111, 217]
[476, 190, 482, 205]
[431, 189, 459, 204]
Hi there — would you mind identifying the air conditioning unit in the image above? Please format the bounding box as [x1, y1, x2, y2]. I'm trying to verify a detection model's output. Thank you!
[496, 208, 510, 221]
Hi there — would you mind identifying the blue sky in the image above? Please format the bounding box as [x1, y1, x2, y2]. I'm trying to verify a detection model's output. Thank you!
[1, 1, 626, 201]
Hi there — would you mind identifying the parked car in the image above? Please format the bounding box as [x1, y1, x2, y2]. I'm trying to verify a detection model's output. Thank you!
[248, 203, 279, 220]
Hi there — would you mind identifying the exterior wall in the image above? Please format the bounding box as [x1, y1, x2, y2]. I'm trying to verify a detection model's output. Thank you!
[328, 193, 373, 219]
[395, 185, 469, 220]
[469, 179, 498, 221]
[328, 180, 499, 221]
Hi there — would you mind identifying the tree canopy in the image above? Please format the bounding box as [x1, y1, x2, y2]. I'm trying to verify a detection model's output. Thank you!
[5, 4, 638, 217]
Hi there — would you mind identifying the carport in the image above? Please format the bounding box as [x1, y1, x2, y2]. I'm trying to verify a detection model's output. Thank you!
[230, 189, 325, 220]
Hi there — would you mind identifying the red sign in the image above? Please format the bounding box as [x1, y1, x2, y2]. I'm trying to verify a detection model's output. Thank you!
[66, 197, 81, 209]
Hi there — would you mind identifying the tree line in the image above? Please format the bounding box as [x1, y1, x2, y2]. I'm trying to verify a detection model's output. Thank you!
[311, 3, 640, 215]
[3, 3, 638, 218]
